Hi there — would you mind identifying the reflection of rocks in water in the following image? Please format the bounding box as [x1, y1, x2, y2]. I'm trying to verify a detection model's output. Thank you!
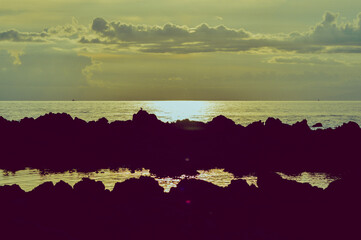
[240, 175, 259, 187]
[277, 172, 341, 189]
[1, 168, 340, 192]
[0, 175, 359, 240]
[195, 169, 235, 187]
[155, 177, 182, 192]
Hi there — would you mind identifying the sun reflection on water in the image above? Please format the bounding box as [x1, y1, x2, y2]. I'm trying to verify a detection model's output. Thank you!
[147, 101, 212, 122]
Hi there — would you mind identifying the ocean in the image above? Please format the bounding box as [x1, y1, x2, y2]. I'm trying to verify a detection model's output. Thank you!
[0, 100, 358, 191]
[1, 101, 361, 128]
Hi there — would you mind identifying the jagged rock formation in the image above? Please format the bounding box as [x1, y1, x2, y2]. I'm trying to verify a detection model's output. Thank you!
[0, 110, 360, 177]
[0, 176, 359, 240]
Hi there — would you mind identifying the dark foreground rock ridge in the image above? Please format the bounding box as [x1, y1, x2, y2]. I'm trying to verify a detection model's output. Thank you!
[0, 109, 360, 177]
[0, 175, 360, 240]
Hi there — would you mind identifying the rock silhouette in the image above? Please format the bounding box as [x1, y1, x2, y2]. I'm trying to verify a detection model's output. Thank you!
[112, 176, 164, 198]
[0, 177, 359, 240]
[312, 122, 323, 128]
[1, 110, 359, 239]
[1, 110, 360, 178]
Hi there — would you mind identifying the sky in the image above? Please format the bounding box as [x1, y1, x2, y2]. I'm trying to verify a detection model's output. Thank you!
[1, 0, 361, 100]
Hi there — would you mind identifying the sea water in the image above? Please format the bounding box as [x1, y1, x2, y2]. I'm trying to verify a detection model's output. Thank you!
[0, 168, 339, 192]
[1, 101, 360, 128]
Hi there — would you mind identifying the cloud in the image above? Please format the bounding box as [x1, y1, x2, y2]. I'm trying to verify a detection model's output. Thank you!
[0, 19, 86, 43]
[8, 50, 24, 65]
[168, 76, 183, 81]
[0, 47, 93, 100]
[92, 18, 109, 33]
[83, 18, 251, 53]
[325, 46, 361, 53]
[82, 12, 361, 54]
[0, 9, 23, 16]
[268, 56, 347, 65]
[0, 29, 47, 42]
[2, 12, 361, 54]
[296, 11, 361, 46]
[81, 57, 103, 86]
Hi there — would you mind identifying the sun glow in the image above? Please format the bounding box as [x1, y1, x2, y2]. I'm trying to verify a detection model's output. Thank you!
[148, 101, 212, 123]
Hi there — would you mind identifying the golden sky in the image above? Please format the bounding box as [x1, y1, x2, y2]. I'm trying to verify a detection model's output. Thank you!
[1, 0, 361, 100]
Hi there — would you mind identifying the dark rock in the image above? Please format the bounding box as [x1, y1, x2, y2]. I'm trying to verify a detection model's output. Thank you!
[20, 117, 35, 125]
[112, 176, 164, 197]
[30, 181, 54, 195]
[339, 121, 360, 130]
[265, 117, 284, 128]
[226, 179, 252, 195]
[208, 115, 236, 128]
[0, 184, 25, 198]
[257, 172, 321, 199]
[132, 109, 160, 126]
[246, 120, 264, 129]
[174, 119, 205, 131]
[73, 178, 105, 195]
[325, 175, 361, 200]
[312, 122, 323, 128]
[169, 179, 225, 201]
[54, 180, 73, 194]
[96, 117, 108, 125]
[0, 110, 360, 176]
[293, 119, 310, 131]
[0, 175, 358, 240]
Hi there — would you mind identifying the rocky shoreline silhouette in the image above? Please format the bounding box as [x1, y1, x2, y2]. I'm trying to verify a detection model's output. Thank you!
[1, 110, 360, 239]
[0, 175, 360, 240]
[0, 109, 360, 177]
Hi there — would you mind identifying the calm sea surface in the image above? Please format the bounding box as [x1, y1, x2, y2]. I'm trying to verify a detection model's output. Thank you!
[1, 101, 361, 128]
[0, 101, 356, 191]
